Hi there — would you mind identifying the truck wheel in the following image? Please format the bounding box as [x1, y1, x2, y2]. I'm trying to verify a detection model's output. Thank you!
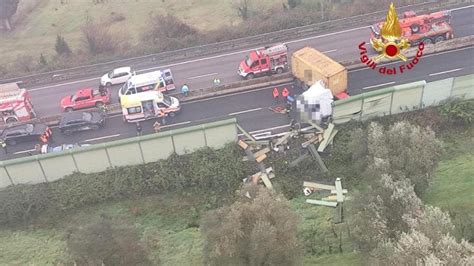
[276, 68, 284, 74]
[95, 102, 104, 108]
[434, 35, 445, 43]
[65, 107, 74, 112]
[106, 82, 112, 87]
[410, 24, 420, 34]
[246, 73, 255, 79]
[5, 117, 17, 124]
[422, 38, 433, 45]
[168, 112, 176, 118]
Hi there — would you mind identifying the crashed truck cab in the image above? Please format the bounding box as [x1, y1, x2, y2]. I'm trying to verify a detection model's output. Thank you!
[295, 80, 334, 125]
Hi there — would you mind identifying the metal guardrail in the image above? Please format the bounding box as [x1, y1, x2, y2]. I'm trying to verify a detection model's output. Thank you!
[0, 1, 465, 87]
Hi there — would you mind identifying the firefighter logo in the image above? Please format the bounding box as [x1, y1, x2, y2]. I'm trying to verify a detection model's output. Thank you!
[371, 3, 410, 61]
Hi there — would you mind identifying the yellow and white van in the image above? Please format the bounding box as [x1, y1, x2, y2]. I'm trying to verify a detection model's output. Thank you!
[120, 90, 180, 123]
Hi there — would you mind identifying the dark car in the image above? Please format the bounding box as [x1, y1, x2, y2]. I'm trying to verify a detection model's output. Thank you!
[1, 123, 50, 145]
[59, 111, 105, 135]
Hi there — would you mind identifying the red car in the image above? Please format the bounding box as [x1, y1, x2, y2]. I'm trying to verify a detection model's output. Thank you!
[60, 88, 110, 112]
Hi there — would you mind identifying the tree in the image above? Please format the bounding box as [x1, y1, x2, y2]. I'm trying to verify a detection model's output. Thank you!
[287, 0, 301, 9]
[234, 0, 250, 20]
[350, 122, 443, 195]
[349, 172, 424, 252]
[143, 14, 199, 51]
[39, 53, 47, 66]
[0, 0, 19, 31]
[201, 186, 301, 266]
[82, 17, 117, 55]
[55, 35, 71, 56]
[66, 215, 152, 265]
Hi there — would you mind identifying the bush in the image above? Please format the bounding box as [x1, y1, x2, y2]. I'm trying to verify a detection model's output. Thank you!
[0, 144, 246, 226]
[54, 34, 72, 56]
[439, 99, 474, 125]
[82, 17, 126, 55]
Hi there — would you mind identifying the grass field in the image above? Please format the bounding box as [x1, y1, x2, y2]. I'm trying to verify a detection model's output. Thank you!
[0, 0, 277, 66]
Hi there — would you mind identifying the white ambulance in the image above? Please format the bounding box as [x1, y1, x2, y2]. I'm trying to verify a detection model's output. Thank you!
[118, 69, 175, 100]
[120, 90, 180, 123]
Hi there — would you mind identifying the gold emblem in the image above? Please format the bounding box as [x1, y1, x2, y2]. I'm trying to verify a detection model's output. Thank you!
[371, 3, 410, 61]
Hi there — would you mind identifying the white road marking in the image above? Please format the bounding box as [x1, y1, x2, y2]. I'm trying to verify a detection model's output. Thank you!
[187, 72, 218, 80]
[429, 68, 462, 76]
[13, 149, 36, 155]
[323, 49, 337, 54]
[351, 46, 474, 73]
[161, 121, 191, 129]
[362, 81, 395, 90]
[85, 134, 120, 142]
[228, 108, 262, 116]
[22, 4, 474, 92]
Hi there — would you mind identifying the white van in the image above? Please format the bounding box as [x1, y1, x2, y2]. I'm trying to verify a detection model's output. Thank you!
[118, 69, 175, 99]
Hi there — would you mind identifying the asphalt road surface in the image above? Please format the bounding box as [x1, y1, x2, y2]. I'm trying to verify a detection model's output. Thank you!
[2, 45, 473, 160]
[24, 5, 474, 118]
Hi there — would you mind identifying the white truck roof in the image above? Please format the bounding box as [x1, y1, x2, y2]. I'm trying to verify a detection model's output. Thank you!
[260, 43, 288, 56]
[0, 83, 24, 101]
[127, 71, 162, 88]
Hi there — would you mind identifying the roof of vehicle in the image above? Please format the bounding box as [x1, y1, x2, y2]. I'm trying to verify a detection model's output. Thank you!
[127, 71, 163, 87]
[1, 123, 46, 136]
[120, 90, 164, 108]
[74, 88, 94, 97]
[113, 67, 132, 74]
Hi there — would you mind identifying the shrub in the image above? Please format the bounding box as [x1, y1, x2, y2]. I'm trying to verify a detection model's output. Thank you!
[82, 17, 124, 55]
[439, 99, 474, 125]
[54, 34, 72, 56]
[0, 145, 245, 226]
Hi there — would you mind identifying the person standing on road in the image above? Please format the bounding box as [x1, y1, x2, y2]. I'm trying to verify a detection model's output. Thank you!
[0, 139, 7, 154]
[136, 122, 142, 136]
[181, 84, 189, 97]
[273, 87, 279, 104]
[153, 120, 161, 133]
[282, 87, 289, 101]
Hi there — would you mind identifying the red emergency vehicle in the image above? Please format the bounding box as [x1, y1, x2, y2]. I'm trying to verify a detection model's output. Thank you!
[370, 10, 454, 48]
[0, 83, 36, 124]
[60, 88, 111, 112]
[238, 43, 289, 79]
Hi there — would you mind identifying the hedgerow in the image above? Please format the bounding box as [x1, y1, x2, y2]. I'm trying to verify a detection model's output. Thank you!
[0, 144, 246, 226]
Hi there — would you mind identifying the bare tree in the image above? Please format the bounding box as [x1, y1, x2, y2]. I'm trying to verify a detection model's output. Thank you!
[234, 0, 250, 20]
[0, 0, 19, 31]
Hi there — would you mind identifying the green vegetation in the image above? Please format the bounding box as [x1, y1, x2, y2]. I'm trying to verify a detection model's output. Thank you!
[0, 106, 472, 264]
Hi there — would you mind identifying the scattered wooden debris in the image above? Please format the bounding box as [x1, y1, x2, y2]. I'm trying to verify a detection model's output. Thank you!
[237, 124, 257, 143]
[303, 181, 336, 191]
[303, 178, 348, 223]
[317, 123, 336, 152]
[289, 152, 310, 168]
[308, 144, 328, 172]
[253, 147, 271, 158]
[306, 199, 338, 207]
[301, 134, 321, 148]
[260, 173, 273, 189]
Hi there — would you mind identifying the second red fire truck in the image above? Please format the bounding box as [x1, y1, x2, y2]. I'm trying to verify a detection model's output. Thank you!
[238, 43, 289, 79]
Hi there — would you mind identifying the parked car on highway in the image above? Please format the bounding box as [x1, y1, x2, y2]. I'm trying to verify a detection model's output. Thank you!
[58, 111, 105, 135]
[100, 67, 134, 87]
[60, 88, 110, 112]
[0, 123, 51, 145]
[40, 143, 91, 154]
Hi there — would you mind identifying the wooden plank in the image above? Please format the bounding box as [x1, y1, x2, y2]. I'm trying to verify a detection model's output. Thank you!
[238, 139, 249, 150]
[251, 172, 262, 184]
[306, 120, 325, 132]
[256, 154, 267, 163]
[250, 140, 271, 146]
[237, 124, 256, 143]
[331, 189, 348, 194]
[274, 132, 292, 146]
[317, 123, 335, 152]
[306, 199, 338, 207]
[242, 157, 249, 162]
[334, 204, 343, 224]
[260, 173, 273, 189]
[302, 135, 321, 148]
[289, 152, 309, 168]
[253, 147, 271, 158]
[326, 129, 339, 148]
[303, 181, 335, 191]
[308, 144, 329, 172]
[335, 178, 344, 203]
[322, 195, 338, 201]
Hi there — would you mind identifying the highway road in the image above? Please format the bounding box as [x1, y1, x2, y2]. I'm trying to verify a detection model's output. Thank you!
[2, 46, 473, 160]
[24, 5, 474, 118]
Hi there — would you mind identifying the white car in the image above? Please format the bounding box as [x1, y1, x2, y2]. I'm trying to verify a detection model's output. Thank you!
[100, 67, 134, 87]
[40, 143, 91, 154]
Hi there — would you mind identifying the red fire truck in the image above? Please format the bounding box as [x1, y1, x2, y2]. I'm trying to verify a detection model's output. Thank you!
[0, 83, 36, 124]
[370, 10, 454, 48]
[238, 43, 289, 79]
